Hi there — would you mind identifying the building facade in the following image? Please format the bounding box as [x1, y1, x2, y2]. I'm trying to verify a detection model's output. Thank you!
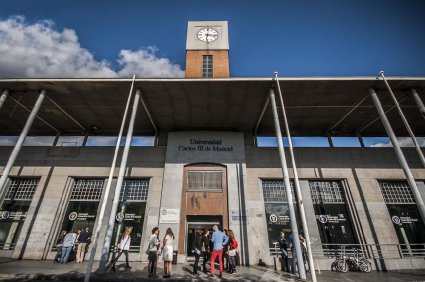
[0, 21, 425, 271]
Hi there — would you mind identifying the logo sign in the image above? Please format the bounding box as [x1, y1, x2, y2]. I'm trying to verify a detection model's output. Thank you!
[116, 213, 125, 222]
[392, 216, 401, 225]
[69, 212, 78, 221]
[1, 211, 10, 220]
[159, 209, 180, 224]
[269, 214, 278, 223]
[318, 215, 328, 224]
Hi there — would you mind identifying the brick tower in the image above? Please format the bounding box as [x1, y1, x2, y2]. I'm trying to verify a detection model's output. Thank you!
[185, 21, 229, 78]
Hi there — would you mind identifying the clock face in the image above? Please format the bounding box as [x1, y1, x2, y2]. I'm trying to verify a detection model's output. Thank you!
[197, 28, 218, 43]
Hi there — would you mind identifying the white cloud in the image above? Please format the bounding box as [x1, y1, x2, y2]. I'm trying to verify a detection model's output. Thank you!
[370, 137, 425, 148]
[0, 16, 184, 78]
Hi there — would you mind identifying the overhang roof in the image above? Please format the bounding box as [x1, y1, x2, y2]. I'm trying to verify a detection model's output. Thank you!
[0, 77, 424, 137]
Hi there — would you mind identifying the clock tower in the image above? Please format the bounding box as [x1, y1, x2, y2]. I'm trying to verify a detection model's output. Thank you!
[185, 21, 229, 78]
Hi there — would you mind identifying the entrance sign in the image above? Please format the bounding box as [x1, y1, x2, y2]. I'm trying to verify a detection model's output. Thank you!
[231, 210, 247, 222]
[160, 208, 180, 224]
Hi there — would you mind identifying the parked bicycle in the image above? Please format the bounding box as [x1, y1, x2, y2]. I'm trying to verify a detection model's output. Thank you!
[331, 247, 371, 273]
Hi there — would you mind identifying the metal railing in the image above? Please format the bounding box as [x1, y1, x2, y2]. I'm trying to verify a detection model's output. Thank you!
[0, 242, 16, 250]
[271, 243, 425, 260]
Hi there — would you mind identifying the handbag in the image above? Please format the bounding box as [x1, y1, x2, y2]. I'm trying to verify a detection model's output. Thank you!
[229, 249, 237, 257]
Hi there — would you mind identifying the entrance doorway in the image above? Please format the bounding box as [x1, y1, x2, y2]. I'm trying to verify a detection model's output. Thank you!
[186, 215, 222, 257]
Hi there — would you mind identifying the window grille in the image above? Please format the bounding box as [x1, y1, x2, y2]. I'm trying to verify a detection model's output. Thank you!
[309, 181, 345, 204]
[379, 180, 415, 204]
[202, 55, 213, 78]
[188, 171, 222, 191]
[5, 178, 39, 200]
[120, 179, 149, 202]
[69, 178, 104, 201]
[262, 180, 295, 203]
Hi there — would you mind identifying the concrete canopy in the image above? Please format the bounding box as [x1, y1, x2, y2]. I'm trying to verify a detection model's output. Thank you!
[0, 77, 424, 137]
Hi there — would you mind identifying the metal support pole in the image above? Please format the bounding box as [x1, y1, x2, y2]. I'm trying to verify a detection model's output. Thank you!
[327, 132, 334, 147]
[0, 89, 9, 109]
[411, 89, 425, 119]
[254, 96, 270, 138]
[356, 132, 365, 148]
[369, 88, 425, 224]
[378, 72, 425, 168]
[0, 90, 46, 194]
[98, 89, 140, 273]
[269, 88, 306, 280]
[84, 75, 136, 282]
[274, 73, 316, 282]
[8, 95, 59, 133]
[45, 95, 86, 131]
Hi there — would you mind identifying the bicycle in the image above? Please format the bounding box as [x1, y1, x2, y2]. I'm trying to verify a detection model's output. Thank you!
[331, 247, 349, 273]
[346, 248, 372, 273]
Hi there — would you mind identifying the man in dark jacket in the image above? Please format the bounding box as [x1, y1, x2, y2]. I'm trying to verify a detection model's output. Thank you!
[192, 229, 203, 276]
[76, 227, 91, 263]
[278, 232, 290, 272]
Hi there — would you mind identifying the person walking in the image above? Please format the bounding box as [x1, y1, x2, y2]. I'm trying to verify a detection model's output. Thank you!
[60, 229, 76, 263]
[147, 227, 160, 278]
[76, 227, 91, 263]
[162, 228, 174, 278]
[111, 226, 132, 271]
[201, 229, 210, 273]
[53, 230, 67, 263]
[192, 229, 203, 276]
[227, 230, 238, 274]
[278, 232, 290, 272]
[209, 225, 229, 278]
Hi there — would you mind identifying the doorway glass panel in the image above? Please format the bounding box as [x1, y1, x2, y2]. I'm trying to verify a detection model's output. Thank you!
[309, 180, 357, 247]
[0, 178, 39, 250]
[379, 180, 425, 255]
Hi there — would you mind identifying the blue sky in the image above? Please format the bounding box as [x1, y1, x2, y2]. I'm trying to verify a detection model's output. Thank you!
[1, 0, 425, 77]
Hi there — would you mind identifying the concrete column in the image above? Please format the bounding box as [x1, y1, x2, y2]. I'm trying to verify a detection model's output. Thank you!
[0, 89, 9, 109]
[369, 88, 425, 225]
[269, 88, 306, 279]
[99, 89, 140, 273]
[0, 90, 46, 195]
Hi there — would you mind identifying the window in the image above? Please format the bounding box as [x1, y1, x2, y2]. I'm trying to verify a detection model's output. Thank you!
[60, 178, 105, 234]
[113, 179, 150, 251]
[0, 178, 39, 250]
[187, 171, 222, 191]
[310, 181, 345, 204]
[261, 179, 297, 251]
[309, 180, 357, 247]
[379, 180, 415, 204]
[262, 180, 295, 203]
[379, 180, 425, 255]
[69, 179, 104, 201]
[202, 55, 213, 78]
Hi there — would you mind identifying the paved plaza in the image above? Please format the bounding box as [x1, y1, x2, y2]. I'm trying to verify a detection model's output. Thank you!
[0, 258, 425, 281]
